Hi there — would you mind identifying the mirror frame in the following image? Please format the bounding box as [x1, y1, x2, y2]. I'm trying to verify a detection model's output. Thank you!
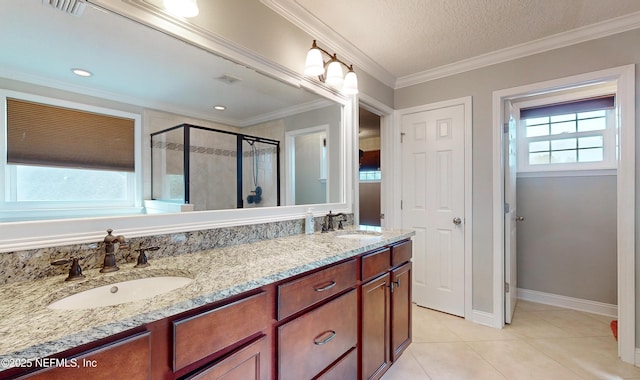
[0, 0, 357, 253]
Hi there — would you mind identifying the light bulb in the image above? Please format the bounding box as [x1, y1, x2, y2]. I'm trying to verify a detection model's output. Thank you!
[342, 68, 358, 95]
[304, 47, 325, 76]
[325, 59, 344, 89]
[163, 0, 199, 17]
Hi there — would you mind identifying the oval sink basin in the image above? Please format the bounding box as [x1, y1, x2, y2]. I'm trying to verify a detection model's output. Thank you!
[48, 276, 193, 310]
[335, 231, 382, 239]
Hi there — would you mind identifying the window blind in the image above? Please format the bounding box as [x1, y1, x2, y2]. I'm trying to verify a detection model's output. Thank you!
[7, 98, 135, 172]
[520, 94, 615, 120]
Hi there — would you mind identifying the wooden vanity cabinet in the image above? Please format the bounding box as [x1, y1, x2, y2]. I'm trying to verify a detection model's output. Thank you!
[361, 240, 412, 380]
[7, 238, 412, 380]
[276, 258, 358, 380]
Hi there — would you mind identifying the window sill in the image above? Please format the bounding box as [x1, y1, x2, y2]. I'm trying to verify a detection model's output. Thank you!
[516, 168, 617, 178]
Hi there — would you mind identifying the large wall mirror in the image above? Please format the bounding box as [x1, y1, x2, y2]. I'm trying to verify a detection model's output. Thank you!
[0, 0, 355, 251]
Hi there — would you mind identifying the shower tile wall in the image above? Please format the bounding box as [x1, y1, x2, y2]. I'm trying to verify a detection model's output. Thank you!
[189, 128, 237, 211]
[242, 144, 278, 208]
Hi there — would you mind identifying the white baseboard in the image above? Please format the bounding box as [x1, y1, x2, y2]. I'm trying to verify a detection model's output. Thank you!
[517, 288, 618, 318]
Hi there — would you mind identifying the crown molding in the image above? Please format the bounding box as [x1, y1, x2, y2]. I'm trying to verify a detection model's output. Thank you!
[260, 0, 396, 88]
[261, 1, 640, 90]
[396, 11, 640, 88]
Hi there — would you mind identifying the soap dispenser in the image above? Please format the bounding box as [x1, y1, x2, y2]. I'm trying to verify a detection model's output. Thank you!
[305, 208, 314, 234]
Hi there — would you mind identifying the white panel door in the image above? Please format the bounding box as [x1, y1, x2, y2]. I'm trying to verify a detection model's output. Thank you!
[402, 104, 465, 317]
[505, 101, 518, 323]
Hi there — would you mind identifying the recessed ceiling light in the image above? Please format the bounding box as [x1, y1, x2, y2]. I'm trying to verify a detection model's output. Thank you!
[71, 68, 92, 77]
[163, 0, 199, 17]
[214, 105, 226, 111]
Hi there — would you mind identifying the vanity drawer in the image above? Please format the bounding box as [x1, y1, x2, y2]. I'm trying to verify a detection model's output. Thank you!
[173, 291, 268, 372]
[278, 289, 357, 380]
[317, 347, 357, 380]
[183, 335, 269, 380]
[278, 258, 357, 320]
[391, 240, 412, 267]
[23, 331, 150, 380]
[361, 248, 391, 282]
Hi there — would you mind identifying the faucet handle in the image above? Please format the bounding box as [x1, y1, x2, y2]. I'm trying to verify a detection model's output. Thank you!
[51, 256, 86, 282]
[134, 247, 159, 268]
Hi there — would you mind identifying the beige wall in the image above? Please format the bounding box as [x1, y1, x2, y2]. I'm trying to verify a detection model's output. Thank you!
[517, 175, 617, 304]
[395, 28, 640, 326]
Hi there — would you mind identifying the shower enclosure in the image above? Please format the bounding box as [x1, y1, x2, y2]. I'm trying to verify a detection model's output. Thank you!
[151, 123, 280, 210]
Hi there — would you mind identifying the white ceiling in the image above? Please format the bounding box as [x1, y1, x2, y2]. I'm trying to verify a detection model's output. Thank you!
[266, 0, 640, 87]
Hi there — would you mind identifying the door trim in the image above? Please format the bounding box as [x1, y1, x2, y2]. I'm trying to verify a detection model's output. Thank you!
[396, 96, 473, 319]
[359, 93, 395, 229]
[491, 65, 635, 364]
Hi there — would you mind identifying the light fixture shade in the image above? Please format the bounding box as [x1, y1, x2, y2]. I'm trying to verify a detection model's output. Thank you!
[325, 60, 344, 89]
[164, 0, 199, 17]
[304, 47, 325, 76]
[342, 69, 358, 95]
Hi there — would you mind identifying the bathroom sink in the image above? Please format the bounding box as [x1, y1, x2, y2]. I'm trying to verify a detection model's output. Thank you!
[335, 230, 382, 239]
[48, 276, 193, 310]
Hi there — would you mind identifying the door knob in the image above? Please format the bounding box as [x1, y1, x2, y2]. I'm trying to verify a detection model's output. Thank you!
[516, 216, 525, 222]
[453, 217, 462, 225]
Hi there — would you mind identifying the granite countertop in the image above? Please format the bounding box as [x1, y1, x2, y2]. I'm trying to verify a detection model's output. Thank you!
[0, 227, 413, 370]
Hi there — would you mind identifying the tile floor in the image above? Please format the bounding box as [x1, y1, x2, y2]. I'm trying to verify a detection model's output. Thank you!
[382, 301, 640, 380]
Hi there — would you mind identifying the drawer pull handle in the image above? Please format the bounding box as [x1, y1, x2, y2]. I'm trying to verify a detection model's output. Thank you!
[313, 330, 337, 345]
[313, 281, 337, 292]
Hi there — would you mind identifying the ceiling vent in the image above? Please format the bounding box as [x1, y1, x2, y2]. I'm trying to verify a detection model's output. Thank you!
[43, 0, 87, 16]
[217, 74, 242, 85]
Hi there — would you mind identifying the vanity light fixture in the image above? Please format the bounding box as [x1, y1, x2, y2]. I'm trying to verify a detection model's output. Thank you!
[304, 40, 358, 95]
[163, 0, 199, 18]
[71, 68, 92, 77]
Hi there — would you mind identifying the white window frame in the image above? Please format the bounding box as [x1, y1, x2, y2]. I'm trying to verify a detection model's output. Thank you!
[514, 86, 617, 174]
[0, 90, 143, 221]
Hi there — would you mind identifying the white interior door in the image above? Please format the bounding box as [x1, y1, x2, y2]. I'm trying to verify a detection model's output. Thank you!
[402, 104, 465, 317]
[504, 101, 518, 324]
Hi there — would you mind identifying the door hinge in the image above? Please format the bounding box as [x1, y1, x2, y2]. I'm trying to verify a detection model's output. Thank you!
[400, 132, 406, 143]
[400, 200, 403, 210]
[503, 122, 509, 133]
[505, 282, 510, 293]
[504, 202, 510, 213]
[380, 213, 385, 219]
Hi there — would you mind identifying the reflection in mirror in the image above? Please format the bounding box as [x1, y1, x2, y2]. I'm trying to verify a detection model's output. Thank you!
[151, 124, 281, 211]
[0, 1, 345, 223]
[293, 130, 327, 205]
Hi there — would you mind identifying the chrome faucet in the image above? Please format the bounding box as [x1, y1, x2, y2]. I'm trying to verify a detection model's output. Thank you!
[100, 229, 129, 273]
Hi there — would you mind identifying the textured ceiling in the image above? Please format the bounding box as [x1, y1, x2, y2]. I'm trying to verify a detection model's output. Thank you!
[292, 0, 640, 79]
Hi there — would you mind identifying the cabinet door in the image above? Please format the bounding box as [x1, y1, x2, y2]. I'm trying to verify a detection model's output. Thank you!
[184, 335, 269, 380]
[23, 331, 150, 380]
[391, 262, 412, 362]
[361, 273, 390, 380]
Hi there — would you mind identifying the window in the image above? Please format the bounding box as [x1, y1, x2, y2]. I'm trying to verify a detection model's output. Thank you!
[359, 170, 381, 182]
[517, 94, 616, 173]
[1, 91, 142, 222]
